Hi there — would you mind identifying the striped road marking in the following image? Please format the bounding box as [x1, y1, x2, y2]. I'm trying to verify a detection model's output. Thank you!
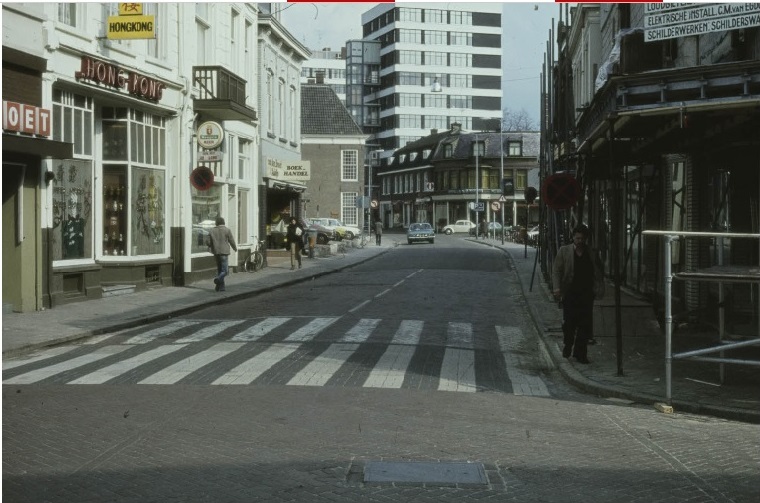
[68, 345, 187, 384]
[285, 317, 339, 342]
[287, 343, 360, 386]
[3, 346, 132, 384]
[231, 317, 291, 342]
[438, 348, 477, 392]
[363, 345, 417, 388]
[139, 342, 243, 385]
[212, 343, 298, 385]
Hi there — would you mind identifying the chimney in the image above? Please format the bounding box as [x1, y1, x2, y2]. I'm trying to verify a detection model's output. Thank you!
[430, 129, 438, 135]
[450, 122, 462, 133]
[316, 70, 325, 84]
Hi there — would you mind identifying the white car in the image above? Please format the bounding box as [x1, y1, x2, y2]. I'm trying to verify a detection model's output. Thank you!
[442, 220, 476, 235]
[307, 218, 361, 240]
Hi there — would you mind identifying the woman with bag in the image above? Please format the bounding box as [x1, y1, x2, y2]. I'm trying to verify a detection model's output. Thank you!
[286, 217, 305, 270]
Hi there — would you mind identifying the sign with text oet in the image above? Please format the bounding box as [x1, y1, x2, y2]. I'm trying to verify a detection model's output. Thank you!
[266, 158, 310, 182]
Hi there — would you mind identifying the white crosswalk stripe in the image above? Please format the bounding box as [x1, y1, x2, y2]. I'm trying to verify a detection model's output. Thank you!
[68, 344, 187, 384]
[139, 342, 243, 385]
[285, 317, 338, 342]
[438, 348, 477, 392]
[447, 322, 474, 348]
[287, 343, 360, 386]
[4, 345, 131, 384]
[125, 320, 200, 344]
[212, 343, 298, 385]
[340, 318, 380, 343]
[364, 344, 417, 389]
[3, 318, 551, 395]
[231, 317, 291, 342]
[496, 326, 550, 397]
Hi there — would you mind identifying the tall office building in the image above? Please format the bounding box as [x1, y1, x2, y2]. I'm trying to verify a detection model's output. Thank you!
[360, 3, 503, 156]
[301, 48, 348, 104]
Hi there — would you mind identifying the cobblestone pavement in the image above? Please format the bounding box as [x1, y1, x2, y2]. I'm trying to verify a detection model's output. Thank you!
[3, 384, 759, 502]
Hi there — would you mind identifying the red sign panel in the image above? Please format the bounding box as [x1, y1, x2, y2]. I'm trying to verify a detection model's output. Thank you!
[542, 173, 581, 210]
[3, 101, 52, 137]
[190, 166, 215, 191]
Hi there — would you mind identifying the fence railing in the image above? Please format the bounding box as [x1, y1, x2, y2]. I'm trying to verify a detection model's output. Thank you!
[643, 230, 760, 405]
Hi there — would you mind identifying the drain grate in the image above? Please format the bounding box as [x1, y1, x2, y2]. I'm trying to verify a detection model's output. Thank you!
[363, 461, 487, 486]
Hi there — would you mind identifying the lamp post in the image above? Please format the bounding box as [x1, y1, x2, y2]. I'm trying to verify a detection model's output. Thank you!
[475, 133, 479, 239]
[499, 121, 505, 244]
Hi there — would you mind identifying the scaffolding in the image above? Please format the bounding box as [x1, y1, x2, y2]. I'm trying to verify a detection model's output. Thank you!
[643, 230, 760, 405]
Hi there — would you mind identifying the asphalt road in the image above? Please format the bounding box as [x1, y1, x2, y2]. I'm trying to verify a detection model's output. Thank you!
[4, 237, 759, 502]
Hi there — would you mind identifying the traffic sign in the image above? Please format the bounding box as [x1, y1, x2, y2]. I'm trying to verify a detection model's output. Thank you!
[498, 195, 508, 202]
[490, 201, 501, 211]
[190, 166, 214, 191]
[370, 199, 378, 209]
[542, 173, 580, 210]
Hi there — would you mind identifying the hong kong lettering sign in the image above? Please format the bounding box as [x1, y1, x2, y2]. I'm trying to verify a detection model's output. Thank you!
[75, 56, 165, 102]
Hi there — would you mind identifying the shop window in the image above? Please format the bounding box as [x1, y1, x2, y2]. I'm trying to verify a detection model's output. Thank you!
[191, 185, 222, 254]
[51, 160, 94, 262]
[53, 89, 93, 156]
[103, 166, 128, 256]
[101, 107, 167, 257]
[132, 168, 165, 255]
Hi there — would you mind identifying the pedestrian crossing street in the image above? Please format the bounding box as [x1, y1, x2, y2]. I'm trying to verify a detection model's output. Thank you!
[2, 317, 550, 396]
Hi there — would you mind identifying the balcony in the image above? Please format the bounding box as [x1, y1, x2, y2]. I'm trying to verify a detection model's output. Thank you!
[193, 66, 258, 122]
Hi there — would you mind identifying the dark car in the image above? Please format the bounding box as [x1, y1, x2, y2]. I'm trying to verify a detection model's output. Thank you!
[407, 222, 435, 245]
[299, 218, 335, 245]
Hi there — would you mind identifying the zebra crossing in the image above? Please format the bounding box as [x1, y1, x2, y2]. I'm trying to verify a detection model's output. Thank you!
[2, 317, 550, 396]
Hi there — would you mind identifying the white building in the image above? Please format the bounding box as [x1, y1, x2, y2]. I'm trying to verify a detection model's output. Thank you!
[301, 48, 347, 104]
[1, 3, 307, 310]
[361, 3, 503, 156]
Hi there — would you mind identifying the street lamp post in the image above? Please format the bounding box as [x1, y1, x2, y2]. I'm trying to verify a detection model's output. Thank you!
[499, 122, 505, 244]
[475, 133, 479, 239]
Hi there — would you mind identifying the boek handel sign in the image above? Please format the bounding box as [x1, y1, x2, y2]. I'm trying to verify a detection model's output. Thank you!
[75, 56, 166, 102]
[266, 157, 310, 182]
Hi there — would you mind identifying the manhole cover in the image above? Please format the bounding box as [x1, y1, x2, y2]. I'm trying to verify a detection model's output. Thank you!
[364, 461, 487, 485]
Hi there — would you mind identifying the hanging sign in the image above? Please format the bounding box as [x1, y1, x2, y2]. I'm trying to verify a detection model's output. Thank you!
[190, 166, 215, 191]
[197, 121, 224, 149]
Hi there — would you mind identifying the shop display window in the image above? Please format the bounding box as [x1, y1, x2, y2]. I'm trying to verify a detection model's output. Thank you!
[132, 167, 165, 255]
[51, 160, 93, 261]
[191, 185, 221, 254]
[103, 166, 127, 256]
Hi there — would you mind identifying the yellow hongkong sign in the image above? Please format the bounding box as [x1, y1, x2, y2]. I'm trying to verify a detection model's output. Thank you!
[107, 15, 155, 40]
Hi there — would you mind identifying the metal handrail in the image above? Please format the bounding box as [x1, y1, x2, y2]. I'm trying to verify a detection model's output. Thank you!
[643, 230, 760, 405]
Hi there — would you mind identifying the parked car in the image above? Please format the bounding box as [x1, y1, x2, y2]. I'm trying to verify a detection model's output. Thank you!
[299, 218, 335, 245]
[442, 220, 476, 235]
[307, 217, 360, 241]
[407, 222, 435, 244]
[469, 221, 503, 236]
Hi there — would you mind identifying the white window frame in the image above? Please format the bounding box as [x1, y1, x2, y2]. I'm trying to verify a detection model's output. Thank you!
[341, 150, 359, 182]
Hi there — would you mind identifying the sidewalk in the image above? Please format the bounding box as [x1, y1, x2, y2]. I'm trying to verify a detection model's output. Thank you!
[472, 236, 760, 424]
[3, 234, 758, 423]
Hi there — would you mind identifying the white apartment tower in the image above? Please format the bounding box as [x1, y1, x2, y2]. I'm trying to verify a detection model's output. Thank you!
[361, 3, 503, 154]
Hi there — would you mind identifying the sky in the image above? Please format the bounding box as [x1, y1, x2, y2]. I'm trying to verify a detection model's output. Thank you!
[279, 2, 561, 126]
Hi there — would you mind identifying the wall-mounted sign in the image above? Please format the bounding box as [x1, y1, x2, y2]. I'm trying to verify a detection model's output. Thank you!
[75, 56, 165, 102]
[266, 157, 310, 181]
[644, 3, 760, 42]
[198, 151, 223, 162]
[119, 3, 143, 15]
[107, 15, 156, 40]
[197, 122, 224, 149]
[3, 101, 51, 137]
[190, 166, 215, 191]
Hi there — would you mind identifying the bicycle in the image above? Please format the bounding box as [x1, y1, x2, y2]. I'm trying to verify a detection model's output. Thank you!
[243, 236, 265, 272]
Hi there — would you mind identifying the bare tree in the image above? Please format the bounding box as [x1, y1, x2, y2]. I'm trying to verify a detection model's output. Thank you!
[502, 108, 537, 131]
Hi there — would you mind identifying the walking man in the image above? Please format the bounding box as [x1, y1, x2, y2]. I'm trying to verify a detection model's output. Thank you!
[374, 220, 383, 246]
[207, 217, 237, 292]
[286, 217, 304, 270]
[552, 224, 605, 363]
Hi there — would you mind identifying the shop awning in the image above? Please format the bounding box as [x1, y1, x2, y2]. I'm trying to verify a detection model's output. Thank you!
[3, 134, 74, 159]
[266, 178, 306, 193]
